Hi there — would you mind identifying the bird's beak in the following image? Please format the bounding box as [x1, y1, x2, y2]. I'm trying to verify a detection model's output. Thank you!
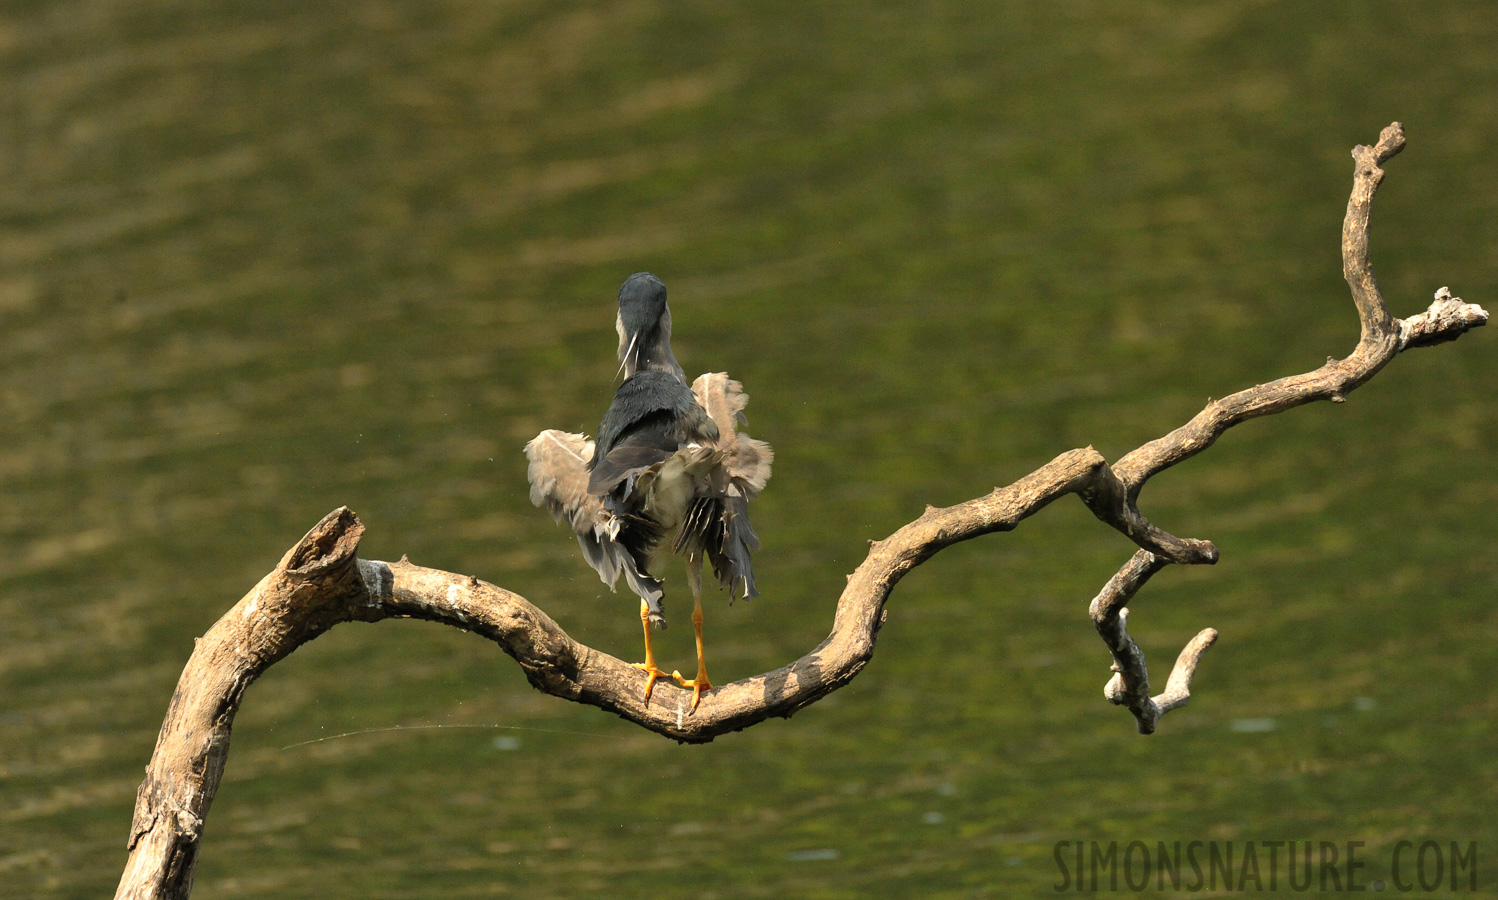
[615, 332, 638, 382]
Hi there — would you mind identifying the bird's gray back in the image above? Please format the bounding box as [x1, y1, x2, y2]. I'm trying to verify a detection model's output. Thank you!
[592, 371, 716, 465]
[587, 372, 719, 501]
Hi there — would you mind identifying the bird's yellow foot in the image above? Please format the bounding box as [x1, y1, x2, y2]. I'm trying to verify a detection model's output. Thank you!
[632, 662, 670, 703]
[671, 670, 714, 712]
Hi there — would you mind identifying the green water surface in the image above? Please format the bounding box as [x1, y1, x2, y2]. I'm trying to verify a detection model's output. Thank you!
[2, 2, 1495, 897]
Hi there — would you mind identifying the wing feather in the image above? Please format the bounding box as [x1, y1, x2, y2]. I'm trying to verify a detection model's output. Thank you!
[691, 372, 774, 498]
[524, 430, 608, 534]
[525, 429, 670, 626]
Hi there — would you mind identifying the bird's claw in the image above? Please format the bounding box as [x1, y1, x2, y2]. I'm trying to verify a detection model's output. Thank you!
[632, 662, 669, 703]
[671, 670, 713, 712]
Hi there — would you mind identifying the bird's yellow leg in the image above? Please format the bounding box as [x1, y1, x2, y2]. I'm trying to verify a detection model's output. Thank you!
[672, 558, 713, 711]
[631, 598, 668, 703]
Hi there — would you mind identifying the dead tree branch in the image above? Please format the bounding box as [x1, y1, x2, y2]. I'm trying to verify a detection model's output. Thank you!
[117, 123, 1486, 899]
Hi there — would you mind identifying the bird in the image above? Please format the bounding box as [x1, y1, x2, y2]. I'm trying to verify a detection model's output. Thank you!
[525, 273, 773, 710]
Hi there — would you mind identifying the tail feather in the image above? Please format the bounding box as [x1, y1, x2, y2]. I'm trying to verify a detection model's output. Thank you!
[676, 492, 760, 602]
[717, 493, 760, 601]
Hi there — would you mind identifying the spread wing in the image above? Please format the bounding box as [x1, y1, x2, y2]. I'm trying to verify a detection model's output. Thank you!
[524, 430, 606, 534]
[691, 372, 774, 498]
[684, 373, 774, 600]
[523, 429, 670, 626]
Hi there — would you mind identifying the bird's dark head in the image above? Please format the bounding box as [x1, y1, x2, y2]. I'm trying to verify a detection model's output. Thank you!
[616, 272, 684, 382]
[619, 272, 667, 336]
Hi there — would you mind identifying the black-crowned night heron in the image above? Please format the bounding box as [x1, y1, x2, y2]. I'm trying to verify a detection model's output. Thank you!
[525, 273, 773, 710]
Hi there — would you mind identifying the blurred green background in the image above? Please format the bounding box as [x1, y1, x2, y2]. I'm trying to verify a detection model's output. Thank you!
[2, 1, 1495, 897]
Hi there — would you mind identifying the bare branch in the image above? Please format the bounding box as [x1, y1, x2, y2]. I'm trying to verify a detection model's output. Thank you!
[1111, 124, 1482, 499]
[1082, 122, 1486, 733]
[118, 509, 374, 900]
[1087, 549, 1218, 734]
[117, 124, 1486, 899]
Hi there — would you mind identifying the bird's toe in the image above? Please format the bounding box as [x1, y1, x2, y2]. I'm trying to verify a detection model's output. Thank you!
[632, 662, 670, 703]
[671, 670, 714, 712]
